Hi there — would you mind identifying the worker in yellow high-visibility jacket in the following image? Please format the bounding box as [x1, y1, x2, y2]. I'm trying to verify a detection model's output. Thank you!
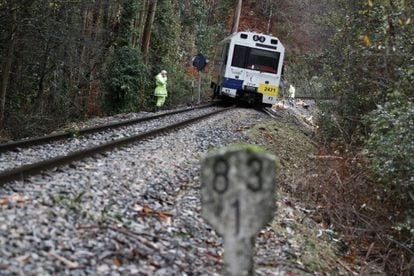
[154, 70, 168, 112]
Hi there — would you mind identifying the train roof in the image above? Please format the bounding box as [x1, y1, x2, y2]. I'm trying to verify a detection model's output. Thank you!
[220, 31, 284, 50]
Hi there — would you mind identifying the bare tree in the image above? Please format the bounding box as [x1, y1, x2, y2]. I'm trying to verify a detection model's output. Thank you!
[266, 1, 273, 34]
[141, 0, 158, 63]
[231, 0, 242, 33]
[0, 8, 16, 128]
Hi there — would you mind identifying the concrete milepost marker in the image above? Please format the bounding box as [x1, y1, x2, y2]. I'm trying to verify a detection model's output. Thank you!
[201, 148, 277, 276]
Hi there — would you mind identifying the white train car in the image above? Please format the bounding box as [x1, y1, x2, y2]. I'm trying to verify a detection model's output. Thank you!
[211, 32, 285, 106]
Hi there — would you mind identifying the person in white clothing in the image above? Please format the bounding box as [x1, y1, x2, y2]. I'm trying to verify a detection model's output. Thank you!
[288, 84, 296, 107]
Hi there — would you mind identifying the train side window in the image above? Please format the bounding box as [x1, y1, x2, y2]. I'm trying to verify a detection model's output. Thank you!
[222, 43, 230, 66]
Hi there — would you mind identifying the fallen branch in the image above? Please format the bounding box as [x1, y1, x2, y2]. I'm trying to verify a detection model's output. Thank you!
[310, 155, 344, 160]
[329, 256, 358, 275]
[387, 237, 414, 256]
[47, 251, 79, 269]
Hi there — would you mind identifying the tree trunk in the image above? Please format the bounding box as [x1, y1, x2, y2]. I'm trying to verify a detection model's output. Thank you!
[132, 0, 147, 49]
[141, 0, 158, 63]
[35, 40, 51, 109]
[137, 0, 149, 45]
[0, 22, 16, 129]
[91, 0, 103, 41]
[266, 3, 273, 34]
[231, 0, 242, 33]
[207, 0, 218, 26]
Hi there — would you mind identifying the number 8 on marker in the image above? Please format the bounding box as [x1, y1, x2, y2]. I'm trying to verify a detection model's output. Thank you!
[213, 159, 229, 194]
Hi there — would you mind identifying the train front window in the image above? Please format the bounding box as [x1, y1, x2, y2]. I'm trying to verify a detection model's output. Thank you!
[231, 45, 280, 74]
[247, 48, 280, 73]
[231, 45, 248, 68]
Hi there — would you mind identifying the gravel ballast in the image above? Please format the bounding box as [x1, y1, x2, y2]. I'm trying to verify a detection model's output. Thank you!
[1, 108, 283, 275]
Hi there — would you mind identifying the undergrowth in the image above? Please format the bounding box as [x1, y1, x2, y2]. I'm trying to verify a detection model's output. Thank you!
[286, 148, 414, 274]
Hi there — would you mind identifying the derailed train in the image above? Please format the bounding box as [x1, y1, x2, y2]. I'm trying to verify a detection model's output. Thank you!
[211, 31, 285, 107]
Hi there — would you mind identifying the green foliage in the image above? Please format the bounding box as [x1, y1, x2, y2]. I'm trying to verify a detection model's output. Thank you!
[103, 46, 149, 114]
[366, 97, 414, 189]
[283, 54, 326, 98]
[315, 0, 414, 237]
[178, 0, 232, 55]
[0, 0, 250, 138]
[192, 0, 230, 55]
[117, 0, 139, 47]
[166, 68, 194, 106]
[365, 95, 414, 230]
[366, 95, 414, 237]
[151, 0, 181, 69]
[0, 1, 88, 137]
[103, 0, 150, 114]
[317, 0, 413, 143]
[146, 0, 234, 108]
[318, 0, 414, 181]
[394, 219, 414, 236]
[52, 191, 85, 212]
[149, 0, 190, 107]
[227, 143, 269, 154]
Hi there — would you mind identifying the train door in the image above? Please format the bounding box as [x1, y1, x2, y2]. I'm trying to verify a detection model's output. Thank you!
[220, 42, 230, 80]
[216, 42, 230, 97]
[211, 42, 230, 97]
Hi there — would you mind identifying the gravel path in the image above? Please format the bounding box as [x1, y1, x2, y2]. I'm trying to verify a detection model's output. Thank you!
[0, 108, 290, 275]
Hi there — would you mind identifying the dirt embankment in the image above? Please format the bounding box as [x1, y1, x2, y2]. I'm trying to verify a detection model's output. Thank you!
[247, 101, 384, 274]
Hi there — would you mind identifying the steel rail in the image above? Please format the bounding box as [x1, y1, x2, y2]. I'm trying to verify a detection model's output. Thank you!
[295, 96, 334, 100]
[261, 107, 282, 119]
[0, 106, 233, 185]
[0, 102, 217, 152]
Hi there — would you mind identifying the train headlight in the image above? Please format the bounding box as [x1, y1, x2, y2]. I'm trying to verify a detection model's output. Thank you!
[253, 35, 266, 43]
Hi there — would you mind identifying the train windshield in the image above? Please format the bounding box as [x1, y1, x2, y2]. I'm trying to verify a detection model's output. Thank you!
[231, 45, 280, 74]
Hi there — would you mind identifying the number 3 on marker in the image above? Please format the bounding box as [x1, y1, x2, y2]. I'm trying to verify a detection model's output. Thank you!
[247, 158, 262, 192]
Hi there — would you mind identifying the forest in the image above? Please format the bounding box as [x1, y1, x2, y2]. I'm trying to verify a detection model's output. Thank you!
[0, 0, 234, 137]
[0, 0, 413, 273]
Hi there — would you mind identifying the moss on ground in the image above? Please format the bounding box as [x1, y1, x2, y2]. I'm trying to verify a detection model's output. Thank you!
[271, 212, 339, 273]
[247, 118, 316, 176]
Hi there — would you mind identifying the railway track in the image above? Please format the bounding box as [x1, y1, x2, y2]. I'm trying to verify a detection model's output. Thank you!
[0, 106, 270, 275]
[0, 104, 233, 185]
[261, 107, 282, 119]
[0, 102, 216, 152]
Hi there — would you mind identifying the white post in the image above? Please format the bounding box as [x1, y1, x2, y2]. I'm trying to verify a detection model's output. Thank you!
[198, 72, 202, 104]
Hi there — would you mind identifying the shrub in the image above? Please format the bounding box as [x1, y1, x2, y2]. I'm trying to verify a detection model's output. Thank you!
[103, 47, 149, 114]
[365, 95, 414, 231]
